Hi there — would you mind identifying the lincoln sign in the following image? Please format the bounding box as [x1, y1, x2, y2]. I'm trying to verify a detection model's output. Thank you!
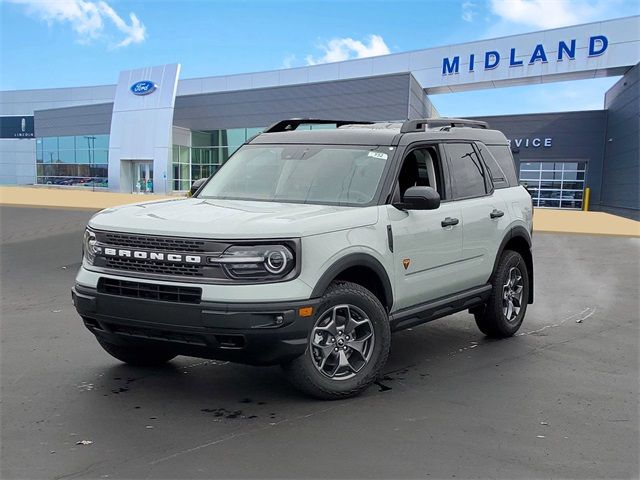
[442, 35, 609, 75]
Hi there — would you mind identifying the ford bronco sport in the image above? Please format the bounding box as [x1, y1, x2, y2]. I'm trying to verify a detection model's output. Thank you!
[73, 118, 534, 399]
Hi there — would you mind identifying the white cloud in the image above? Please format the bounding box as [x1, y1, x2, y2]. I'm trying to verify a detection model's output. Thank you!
[305, 34, 390, 65]
[462, 1, 477, 22]
[489, 0, 608, 29]
[282, 54, 296, 69]
[4, 0, 146, 48]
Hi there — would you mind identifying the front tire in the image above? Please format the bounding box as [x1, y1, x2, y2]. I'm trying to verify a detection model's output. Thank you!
[282, 281, 391, 399]
[474, 250, 529, 338]
[97, 338, 177, 366]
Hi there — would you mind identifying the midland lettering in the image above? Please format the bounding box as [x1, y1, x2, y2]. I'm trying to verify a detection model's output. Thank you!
[442, 35, 608, 75]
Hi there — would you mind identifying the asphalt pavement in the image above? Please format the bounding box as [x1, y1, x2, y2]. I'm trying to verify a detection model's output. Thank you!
[1, 206, 638, 479]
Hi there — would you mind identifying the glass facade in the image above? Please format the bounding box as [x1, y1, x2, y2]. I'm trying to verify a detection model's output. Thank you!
[36, 134, 109, 187]
[172, 128, 264, 191]
[519, 161, 587, 209]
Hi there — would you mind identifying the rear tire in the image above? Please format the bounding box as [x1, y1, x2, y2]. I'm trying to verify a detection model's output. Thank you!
[474, 250, 529, 338]
[97, 338, 177, 366]
[282, 281, 391, 400]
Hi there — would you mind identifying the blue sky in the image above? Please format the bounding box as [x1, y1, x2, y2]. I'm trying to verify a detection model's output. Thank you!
[1, 0, 638, 116]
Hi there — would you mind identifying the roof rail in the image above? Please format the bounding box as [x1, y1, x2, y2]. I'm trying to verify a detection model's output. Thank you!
[263, 118, 374, 133]
[400, 118, 489, 133]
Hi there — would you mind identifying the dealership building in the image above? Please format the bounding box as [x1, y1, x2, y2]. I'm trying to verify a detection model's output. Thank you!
[1, 16, 638, 218]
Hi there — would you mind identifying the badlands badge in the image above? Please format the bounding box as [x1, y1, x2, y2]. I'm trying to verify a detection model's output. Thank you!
[402, 258, 411, 270]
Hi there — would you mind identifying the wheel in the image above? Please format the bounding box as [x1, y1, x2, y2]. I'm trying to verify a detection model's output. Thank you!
[474, 250, 529, 338]
[282, 281, 391, 399]
[97, 338, 177, 366]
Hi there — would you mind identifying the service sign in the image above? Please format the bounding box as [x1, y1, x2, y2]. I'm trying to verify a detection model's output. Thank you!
[0, 116, 35, 139]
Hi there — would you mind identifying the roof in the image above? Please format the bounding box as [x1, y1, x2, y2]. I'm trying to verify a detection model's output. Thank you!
[248, 119, 509, 146]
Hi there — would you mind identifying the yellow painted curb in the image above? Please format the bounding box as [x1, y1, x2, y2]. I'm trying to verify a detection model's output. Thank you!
[533, 209, 640, 237]
[0, 186, 173, 210]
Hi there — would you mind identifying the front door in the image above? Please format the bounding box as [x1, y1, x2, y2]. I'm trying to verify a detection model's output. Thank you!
[388, 145, 465, 310]
[389, 203, 464, 310]
[132, 162, 154, 194]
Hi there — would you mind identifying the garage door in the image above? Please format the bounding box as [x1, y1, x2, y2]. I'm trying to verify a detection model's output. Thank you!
[519, 161, 586, 209]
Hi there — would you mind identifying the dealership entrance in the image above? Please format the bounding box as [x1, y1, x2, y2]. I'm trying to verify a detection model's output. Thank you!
[120, 160, 154, 194]
[132, 161, 153, 193]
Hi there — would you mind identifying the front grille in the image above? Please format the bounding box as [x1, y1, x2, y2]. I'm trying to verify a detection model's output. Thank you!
[92, 231, 231, 281]
[103, 232, 208, 252]
[98, 278, 202, 304]
[104, 257, 204, 277]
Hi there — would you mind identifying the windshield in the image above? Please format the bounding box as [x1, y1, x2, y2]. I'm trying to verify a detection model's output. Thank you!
[197, 144, 393, 206]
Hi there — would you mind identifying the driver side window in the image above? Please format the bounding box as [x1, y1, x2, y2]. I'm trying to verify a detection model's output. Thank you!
[394, 146, 445, 202]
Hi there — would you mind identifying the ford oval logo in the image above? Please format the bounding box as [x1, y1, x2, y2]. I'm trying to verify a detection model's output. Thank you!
[130, 80, 157, 95]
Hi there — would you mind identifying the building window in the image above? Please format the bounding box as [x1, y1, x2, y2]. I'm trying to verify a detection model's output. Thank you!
[35, 134, 109, 187]
[170, 125, 339, 191]
[171, 127, 264, 192]
[519, 161, 587, 209]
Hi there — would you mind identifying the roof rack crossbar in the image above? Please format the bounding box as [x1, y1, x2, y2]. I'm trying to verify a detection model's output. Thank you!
[400, 118, 488, 133]
[263, 118, 375, 133]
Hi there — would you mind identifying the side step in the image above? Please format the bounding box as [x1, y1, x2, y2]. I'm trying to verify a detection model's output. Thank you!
[389, 284, 491, 332]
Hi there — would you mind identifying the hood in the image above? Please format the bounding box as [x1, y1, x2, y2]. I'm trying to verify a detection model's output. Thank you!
[88, 197, 379, 239]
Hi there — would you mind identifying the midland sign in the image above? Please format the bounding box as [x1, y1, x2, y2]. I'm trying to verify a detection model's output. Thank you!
[443, 35, 608, 75]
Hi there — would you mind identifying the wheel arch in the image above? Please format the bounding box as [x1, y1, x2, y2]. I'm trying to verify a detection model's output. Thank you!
[310, 253, 393, 312]
[493, 226, 534, 303]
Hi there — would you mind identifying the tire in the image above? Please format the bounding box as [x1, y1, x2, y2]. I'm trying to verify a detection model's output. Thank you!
[475, 249, 529, 338]
[282, 281, 391, 400]
[97, 338, 177, 366]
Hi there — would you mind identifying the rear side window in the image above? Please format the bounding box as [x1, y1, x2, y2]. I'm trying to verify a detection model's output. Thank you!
[444, 143, 490, 199]
[476, 143, 509, 189]
[486, 144, 518, 186]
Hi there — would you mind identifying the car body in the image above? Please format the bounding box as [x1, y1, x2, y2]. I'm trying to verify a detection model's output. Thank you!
[73, 118, 534, 398]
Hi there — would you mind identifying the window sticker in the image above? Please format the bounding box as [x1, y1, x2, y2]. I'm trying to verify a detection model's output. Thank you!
[368, 151, 388, 160]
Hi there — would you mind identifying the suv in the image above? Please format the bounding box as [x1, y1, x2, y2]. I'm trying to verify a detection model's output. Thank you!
[72, 118, 534, 399]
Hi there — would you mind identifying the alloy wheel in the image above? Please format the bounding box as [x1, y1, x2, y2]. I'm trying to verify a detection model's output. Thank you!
[503, 266, 524, 322]
[310, 304, 375, 380]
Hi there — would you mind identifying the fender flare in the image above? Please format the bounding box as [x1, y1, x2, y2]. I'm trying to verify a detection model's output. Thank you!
[492, 225, 534, 303]
[310, 253, 394, 309]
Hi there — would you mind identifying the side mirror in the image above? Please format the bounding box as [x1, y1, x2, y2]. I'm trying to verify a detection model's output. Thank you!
[188, 178, 207, 197]
[395, 186, 440, 210]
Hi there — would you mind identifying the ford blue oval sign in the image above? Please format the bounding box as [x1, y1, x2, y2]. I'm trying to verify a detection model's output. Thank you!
[130, 80, 157, 95]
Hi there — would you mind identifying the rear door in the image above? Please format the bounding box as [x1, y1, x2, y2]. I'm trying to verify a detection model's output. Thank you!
[443, 142, 509, 289]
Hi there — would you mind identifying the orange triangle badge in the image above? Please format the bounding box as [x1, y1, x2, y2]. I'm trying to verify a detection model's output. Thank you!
[402, 258, 411, 270]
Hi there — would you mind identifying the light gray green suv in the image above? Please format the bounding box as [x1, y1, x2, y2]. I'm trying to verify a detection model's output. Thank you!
[73, 118, 534, 399]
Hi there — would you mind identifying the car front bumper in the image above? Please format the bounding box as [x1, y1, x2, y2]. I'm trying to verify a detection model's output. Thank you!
[72, 284, 320, 365]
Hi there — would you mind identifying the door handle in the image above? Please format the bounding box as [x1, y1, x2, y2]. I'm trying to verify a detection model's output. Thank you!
[490, 209, 504, 219]
[441, 217, 459, 228]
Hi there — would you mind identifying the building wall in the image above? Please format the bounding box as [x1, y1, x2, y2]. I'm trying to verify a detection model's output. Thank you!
[173, 74, 413, 130]
[599, 63, 640, 219]
[471, 110, 607, 203]
[0, 138, 35, 184]
[34, 103, 113, 137]
[409, 75, 439, 119]
[0, 86, 115, 185]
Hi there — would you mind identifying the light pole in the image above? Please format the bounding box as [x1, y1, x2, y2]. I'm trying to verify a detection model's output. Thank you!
[84, 136, 96, 190]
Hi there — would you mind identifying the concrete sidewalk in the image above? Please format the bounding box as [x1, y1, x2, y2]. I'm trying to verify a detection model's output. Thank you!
[1, 186, 638, 237]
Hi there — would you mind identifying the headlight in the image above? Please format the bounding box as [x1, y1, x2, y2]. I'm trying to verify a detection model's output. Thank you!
[82, 228, 97, 265]
[214, 244, 295, 280]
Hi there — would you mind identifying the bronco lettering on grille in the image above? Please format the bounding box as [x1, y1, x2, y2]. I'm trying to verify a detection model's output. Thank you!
[101, 247, 202, 264]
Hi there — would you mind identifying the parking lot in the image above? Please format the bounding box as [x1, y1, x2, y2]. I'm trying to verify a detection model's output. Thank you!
[1, 205, 638, 479]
